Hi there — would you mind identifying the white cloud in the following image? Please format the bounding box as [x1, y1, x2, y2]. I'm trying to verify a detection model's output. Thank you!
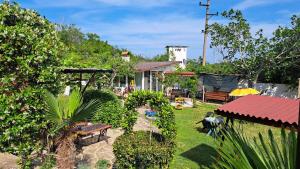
[233, 0, 288, 10]
[71, 11, 282, 62]
[79, 14, 207, 59]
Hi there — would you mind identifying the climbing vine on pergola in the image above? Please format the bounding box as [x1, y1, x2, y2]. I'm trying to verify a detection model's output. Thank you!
[124, 90, 176, 141]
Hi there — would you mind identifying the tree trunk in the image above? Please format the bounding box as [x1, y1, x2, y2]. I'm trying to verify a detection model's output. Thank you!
[110, 71, 117, 88]
[251, 67, 264, 88]
[56, 138, 76, 169]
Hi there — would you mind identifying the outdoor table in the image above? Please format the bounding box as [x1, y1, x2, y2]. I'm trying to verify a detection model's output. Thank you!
[204, 117, 224, 137]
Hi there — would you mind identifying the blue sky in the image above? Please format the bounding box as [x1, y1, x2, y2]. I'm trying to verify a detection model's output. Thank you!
[9, 0, 300, 62]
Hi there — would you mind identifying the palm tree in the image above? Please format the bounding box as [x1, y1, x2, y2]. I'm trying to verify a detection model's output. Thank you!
[213, 128, 297, 169]
[44, 89, 101, 169]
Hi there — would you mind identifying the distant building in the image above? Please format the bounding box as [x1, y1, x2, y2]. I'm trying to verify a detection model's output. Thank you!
[134, 61, 180, 91]
[121, 51, 130, 62]
[114, 46, 192, 92]
[132, 45, 190, 91]
[166, 46, 188, 69]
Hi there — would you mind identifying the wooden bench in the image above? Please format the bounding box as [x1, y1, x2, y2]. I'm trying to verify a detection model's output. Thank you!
[75, 123, 112, 146]
[204, 91, 229, 102]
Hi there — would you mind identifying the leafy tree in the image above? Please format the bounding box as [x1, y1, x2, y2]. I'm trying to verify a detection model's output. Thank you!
[209, 9, 269, 85]
[152, 53, 169, 61]
[57, 24, 84, 50]
[209, 10, 300, 86]
[186, 59, 235, 75]
[57, 25, 139, 88]
[261, 15, 300, 87]
[0, 2, 63, 167]
[44, 89, 101, 169]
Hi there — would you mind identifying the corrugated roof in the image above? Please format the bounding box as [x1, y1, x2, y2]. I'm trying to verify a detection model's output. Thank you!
[135, 61, 180, 72]
[216, 95, 299, 126]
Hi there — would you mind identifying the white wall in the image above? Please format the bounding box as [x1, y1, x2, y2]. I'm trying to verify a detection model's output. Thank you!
[254, 83, 298, 99]
[167, 47, 187, 69]
[122, 56, 130, 62]
[238, 80, 298, 99]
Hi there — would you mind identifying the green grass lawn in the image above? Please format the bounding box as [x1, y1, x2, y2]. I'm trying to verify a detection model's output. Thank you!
[170, 103, 281, 169]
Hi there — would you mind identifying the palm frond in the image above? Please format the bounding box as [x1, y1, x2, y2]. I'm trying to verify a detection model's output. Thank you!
[44, 91, 63, 124]
[214, 128, 297, 169]
[67, 89, 82, 119]
[71, 99, 101, 122]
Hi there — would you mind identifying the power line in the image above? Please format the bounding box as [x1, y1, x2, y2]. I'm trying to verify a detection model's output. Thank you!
[199, 0, 218, 66]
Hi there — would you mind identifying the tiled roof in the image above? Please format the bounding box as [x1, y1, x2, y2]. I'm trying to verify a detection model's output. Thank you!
[216, 95, 299, 126]
[121, 51, 129, 56]
[164, 71, 195, 77]
[135, 61, 180, 72]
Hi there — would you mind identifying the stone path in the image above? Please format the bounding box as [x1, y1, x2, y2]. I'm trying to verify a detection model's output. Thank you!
[77, 107, 159, 168]
[133, 107, 159, 133]
[0, 153, 19, 169]
[76, 128, 124, 168]
[0, 107, 159, 169]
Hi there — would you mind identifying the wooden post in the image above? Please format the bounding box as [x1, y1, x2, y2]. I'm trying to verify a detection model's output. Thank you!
[296, 78, 300, 169]
[79, 73, 82, 91]
[202, 85, 205, 102]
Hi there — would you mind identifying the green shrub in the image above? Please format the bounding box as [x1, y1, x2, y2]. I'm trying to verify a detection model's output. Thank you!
[95, 160, 109, 169]
[92, 101, 125, 128]
[0, 2, 63, 167]
[83, 90, 126, 128]
[125, 90, 176, 140]
[113, 131, 175, 169]
[40, 155, 56, 169]
[83, 90, 120, 105]
[77, 163, 91, 169]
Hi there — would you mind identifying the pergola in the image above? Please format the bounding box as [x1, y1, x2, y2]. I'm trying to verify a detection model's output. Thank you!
[215, 94, 300, 168]
[62, 68, 113, 93]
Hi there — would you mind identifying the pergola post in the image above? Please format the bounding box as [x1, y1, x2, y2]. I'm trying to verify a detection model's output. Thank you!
[79, 73, 82, 91]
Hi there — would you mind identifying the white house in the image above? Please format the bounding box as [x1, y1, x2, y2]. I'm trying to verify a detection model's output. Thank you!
[133, 45, 189, 91]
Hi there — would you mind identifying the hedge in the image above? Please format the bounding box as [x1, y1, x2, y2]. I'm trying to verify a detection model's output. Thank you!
[84, 90, 125, 128]
[113, 131, 175, 169]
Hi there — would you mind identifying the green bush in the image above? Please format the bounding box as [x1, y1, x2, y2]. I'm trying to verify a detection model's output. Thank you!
[40, 155, 56, 169]
[0, 2, 63, 167]
[95, 160, 109, 169]
[83, 90, 120, 105]
[92, 101, 125, 128]
[125, 90, 176, 140]
[113, 131, 175, 169]
[83, 90, 124, 128]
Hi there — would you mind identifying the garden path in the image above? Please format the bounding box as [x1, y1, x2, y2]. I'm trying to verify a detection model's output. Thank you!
[77, 107, 159, 168]
[0, 153, 18, 169]
[0, 107, 159, 169]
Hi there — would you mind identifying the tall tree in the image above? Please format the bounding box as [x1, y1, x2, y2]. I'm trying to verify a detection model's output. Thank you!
[0, 2, 63, 167]
[209, 10, 300, 86]
[209, 9, 270, 85]
[263, 15, 300, 86]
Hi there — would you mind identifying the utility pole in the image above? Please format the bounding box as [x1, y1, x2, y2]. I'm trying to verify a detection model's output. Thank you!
[200, 0, 218, 66]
